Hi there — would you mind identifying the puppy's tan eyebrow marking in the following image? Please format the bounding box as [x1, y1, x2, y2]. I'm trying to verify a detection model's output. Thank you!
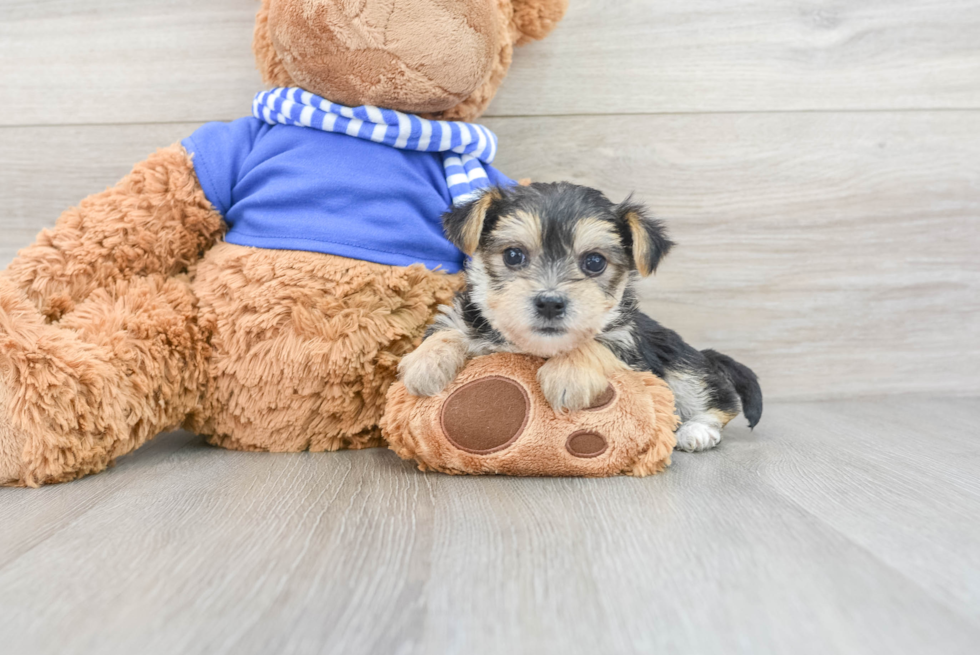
[573, 217, 620, 254]
[492, 210, 542, 251]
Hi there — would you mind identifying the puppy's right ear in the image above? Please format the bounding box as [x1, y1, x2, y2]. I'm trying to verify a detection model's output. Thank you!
[442, 187, 501, 256]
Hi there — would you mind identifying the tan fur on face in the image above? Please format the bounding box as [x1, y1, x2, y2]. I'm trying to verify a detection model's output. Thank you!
[485, 287, 624, 357]
[483, 275, 588, 357]
[572, 217, 622, 257]
[474, 214, 631, 358]
[492, 210, 542, 253]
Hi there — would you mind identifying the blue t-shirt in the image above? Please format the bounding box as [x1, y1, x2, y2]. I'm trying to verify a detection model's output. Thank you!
[182, 117, 514, 273]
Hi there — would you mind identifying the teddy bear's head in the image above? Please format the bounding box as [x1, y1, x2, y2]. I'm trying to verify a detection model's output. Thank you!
[253, 0, 567, 122]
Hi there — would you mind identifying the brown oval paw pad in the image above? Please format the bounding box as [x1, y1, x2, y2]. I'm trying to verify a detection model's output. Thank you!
[565, 431, 608, 458]
[440, 376, 529, 454]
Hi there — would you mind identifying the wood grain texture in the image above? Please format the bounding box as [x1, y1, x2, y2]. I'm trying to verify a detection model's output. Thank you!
[3, 112, 978, 401]
[749, 397, 980, 623]
[0, 398, 979, 655]
[0, 0, 261, 127]
[4, 0, 980, 126]
[0, 432, 198, 568]
[494, 0, 980, 116]
[0, 123, 197, 267]
[485, 112, 980, 401]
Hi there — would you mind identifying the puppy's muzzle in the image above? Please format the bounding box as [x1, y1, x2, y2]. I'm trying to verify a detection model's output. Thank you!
[534, 294, 567, 321]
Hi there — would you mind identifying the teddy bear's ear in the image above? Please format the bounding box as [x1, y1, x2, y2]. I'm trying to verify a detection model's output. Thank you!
[510, 0, 569, 45]
[615, 198, 674, 277]
[253, 0, 297, 88]
[442, 188, 503, 256]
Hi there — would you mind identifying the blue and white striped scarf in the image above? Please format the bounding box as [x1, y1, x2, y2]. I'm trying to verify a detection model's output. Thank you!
[253, 87, 498, 206]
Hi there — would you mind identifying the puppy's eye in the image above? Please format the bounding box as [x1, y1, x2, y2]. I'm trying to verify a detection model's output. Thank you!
[503, 247, 528, 268]
[581, 252, 607, 276]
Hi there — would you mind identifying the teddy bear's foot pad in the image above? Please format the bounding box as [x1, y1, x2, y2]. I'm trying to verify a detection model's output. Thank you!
[565, 431, 608, 458]
[441, 377, 529, 454]
[440, 376, 618, 461]
[382, 353, 678, 477]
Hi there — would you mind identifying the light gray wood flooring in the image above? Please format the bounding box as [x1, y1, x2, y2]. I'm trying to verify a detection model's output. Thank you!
[1, 397, 979, 655]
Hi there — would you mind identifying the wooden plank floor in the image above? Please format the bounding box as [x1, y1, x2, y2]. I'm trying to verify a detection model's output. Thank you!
[1, 396, 978, 655]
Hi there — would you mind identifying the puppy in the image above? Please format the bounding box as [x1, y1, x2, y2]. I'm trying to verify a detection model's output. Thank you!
[398, 182, 762, 451]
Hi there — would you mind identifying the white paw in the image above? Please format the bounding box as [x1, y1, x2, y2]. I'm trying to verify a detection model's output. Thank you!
[398, 350, 458, 397]
[674, 421, 722, 452]
[397, 332, 469, 398]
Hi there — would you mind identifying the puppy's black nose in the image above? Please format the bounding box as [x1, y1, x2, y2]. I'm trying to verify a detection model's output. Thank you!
[534, 294, 566, 320]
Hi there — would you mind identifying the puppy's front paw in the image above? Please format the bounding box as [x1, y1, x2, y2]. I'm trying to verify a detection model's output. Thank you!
[537, 360, 609, 413]
[397, 333, 468, 398]
[674, 421, 722, 452]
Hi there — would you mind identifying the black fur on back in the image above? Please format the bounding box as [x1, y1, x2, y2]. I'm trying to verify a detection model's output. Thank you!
[630, 312, 702, 377]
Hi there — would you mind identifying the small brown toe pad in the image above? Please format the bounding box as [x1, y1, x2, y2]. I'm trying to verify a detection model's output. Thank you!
[565, 431, 608, 458]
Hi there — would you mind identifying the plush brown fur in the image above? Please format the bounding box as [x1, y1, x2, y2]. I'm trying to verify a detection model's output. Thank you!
[0, 0, 576, 485]
[0, 145, 460, 486]
[188, 243, 461, 453]
[383, 353, 678, 477]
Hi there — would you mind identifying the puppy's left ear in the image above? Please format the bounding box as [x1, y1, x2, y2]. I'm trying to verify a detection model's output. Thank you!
[616, 198, 674, 276]
[442, 187, 502, 256]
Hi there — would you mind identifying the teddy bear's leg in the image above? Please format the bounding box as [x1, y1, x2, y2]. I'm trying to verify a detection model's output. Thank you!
[3, 144, 223, 322]
[0, 274, 212, 486]
[186, 243, 462, 452]
[0, 143, 224, 485]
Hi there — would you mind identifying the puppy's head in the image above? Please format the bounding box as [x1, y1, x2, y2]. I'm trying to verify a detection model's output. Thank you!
[443, 182, 673, 357]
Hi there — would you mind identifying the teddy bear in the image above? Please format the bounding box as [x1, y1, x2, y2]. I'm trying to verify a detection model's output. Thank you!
[0, 0, 676, 487]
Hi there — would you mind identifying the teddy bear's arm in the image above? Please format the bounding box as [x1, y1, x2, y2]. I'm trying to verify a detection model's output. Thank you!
[0, 143, 225, 486]
[3, 143, 225, 322]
